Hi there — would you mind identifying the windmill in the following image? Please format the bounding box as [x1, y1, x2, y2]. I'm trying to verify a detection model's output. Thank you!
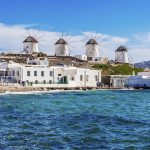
[54, 32, 75, 56]
[23, 36, 39, 54]
[82, 32, 104, 61]
[22, 29, 47, 55]
[115, 46, 134, 65]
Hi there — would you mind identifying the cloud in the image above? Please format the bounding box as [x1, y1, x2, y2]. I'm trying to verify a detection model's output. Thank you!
[132, 32, 150, 43]
[127, 33, 150, 62]
[129, 48, 150, 62]
[0, 23, 149, 62]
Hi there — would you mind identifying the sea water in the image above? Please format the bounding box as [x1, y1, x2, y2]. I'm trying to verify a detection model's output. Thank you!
[0, 90, 150, 150]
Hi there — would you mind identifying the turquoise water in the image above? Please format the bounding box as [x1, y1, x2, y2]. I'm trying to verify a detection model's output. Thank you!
[0, 90, 150, 150]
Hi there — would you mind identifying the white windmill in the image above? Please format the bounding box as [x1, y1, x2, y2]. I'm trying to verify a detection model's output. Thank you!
[22, 29, 47, 55]
[115, 46, 130, 64]
[86, 38, 99, 60]
[54, 32, 77, 56]
[55, 38, 69, 56]
[80, 31, 106, 61]
[23, 36, 39, 54]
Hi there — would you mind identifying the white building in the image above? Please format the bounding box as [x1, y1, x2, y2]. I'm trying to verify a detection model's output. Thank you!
[0, 61, 101, 88]
[75, 55, 87, 61]
[23, 36, 39, 54]
[115, 46, 129, 64]
[27, 57, 49, 66]
[55, 38, 69, 56]
[86, 39, 99, 60]
[110, 75, 130, 88]
[126, 72, 150, 88]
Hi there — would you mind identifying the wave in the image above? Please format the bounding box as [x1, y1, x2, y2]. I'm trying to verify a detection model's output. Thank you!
[0, 89, 85, 95]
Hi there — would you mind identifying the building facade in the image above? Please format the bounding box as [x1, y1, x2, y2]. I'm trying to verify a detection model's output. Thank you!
[0, 61, 101, 88]
[126, 72, 150, 88]
[110, 75, 130, 88]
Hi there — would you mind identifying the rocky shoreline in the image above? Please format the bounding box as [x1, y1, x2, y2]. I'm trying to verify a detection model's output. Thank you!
[0, 86, 132, 94]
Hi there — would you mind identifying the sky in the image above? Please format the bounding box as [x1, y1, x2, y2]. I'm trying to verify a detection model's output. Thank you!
[0, 0, 150, 62]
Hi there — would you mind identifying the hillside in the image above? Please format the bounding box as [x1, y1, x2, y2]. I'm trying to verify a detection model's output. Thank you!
[135, 61, 150, 69]
[92, 64, 144, 75]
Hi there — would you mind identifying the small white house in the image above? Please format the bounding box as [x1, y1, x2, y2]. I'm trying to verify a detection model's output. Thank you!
[110, 75, 130, 88]
[27, 57, 49, 66]
[0, 61, 101, 88]
[75, 55, 87, 61]
[55, 38, 69, 56]
[23, 36, 39, 54]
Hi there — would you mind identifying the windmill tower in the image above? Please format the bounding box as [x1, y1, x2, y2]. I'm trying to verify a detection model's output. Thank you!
[115, 46, 129, 64]
[55, 38, 69, 56]
[86, 39, 99, 60]
[23, 36, 39, 54]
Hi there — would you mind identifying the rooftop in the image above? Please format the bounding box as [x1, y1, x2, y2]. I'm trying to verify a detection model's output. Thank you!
[23, 36, 38, 43]
[55, 38, 68, 45]
[116, 46, 127, 52]
[86, 39, 98, 45]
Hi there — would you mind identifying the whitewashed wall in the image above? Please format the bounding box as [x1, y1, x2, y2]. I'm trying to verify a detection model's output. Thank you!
[55, 44, 69, 56]
[115, 51, 129, 63]
[23, 42, 39, 54]
[1, 62, 101, 88]
[127, 75, 150, 87]
[86, 44, 99, 58]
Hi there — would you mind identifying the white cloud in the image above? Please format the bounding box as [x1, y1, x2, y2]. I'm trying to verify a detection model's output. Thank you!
[132, 32, 150, 43]
[0, 23, 149, 62]
[129, 48, 150, 62]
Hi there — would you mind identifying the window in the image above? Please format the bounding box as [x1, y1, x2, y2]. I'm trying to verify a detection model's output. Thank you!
[86, 75, 89, 81]
[35, 80, 38, 84]
[12, 70, 15, 76]
[80, 75, 83, 81]
[50, 71, 53, 76]
[34, 71, 37, 76]
[70, 77, 75, 81]
[27, 71, 30, 76]
[58, 74, 61, 76]
[49, 80, 52, 84]
[17, 71, 19, 76]
[43, 80, 46, 84]
[95, 75, 98, 81]
[41, 71, 44, 77]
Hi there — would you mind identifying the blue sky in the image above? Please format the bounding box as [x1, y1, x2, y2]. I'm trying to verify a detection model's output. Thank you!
[0, 0, 150, 35]
[0, 0, 150, 62]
